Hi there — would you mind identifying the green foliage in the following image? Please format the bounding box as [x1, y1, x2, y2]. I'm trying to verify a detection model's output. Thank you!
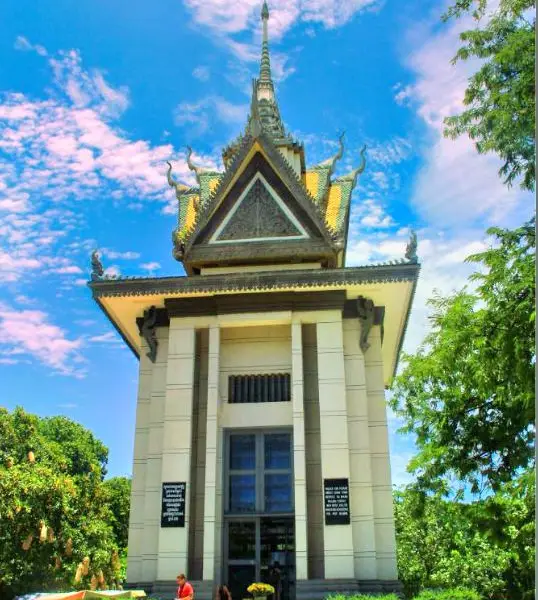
[394, 488, 516, 598]
[414, 589, 481, 600]
[103, 477, 132, 549]
[326, 595, 399, 600]
[0, 407, 125, 599]
[390, 219, 535, 494]
[442, 0, 536, 190]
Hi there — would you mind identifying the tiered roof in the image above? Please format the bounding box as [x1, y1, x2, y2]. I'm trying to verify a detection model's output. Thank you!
[167, 0, 368, 272]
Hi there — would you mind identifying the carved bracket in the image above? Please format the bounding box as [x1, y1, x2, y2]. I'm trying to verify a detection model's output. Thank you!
[356, 295, 375, 352]
[137, 305, 158, 363]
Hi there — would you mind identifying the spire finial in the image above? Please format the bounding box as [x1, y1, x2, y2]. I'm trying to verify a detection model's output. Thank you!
[261, 0, 269, 21]
[259, 1, 273, 90]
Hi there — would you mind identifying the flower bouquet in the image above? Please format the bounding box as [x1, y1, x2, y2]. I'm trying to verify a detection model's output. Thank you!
[247, 582, 275, 598]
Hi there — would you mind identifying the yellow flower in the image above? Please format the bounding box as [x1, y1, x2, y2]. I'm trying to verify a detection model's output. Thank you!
[247, 583, 275, 597]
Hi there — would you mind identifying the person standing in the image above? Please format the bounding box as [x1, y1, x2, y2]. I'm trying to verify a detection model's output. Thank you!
[176, 574, 194, 600]
[267, 562, 281, 600]
[215, 585, 232, 600]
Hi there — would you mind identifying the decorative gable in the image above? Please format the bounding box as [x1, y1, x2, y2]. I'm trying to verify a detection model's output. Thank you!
[211, 173, 308, 244]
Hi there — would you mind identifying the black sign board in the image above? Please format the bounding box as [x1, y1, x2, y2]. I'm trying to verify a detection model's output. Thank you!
[324, 478, 350, 525]
[161, 482, 186, 528]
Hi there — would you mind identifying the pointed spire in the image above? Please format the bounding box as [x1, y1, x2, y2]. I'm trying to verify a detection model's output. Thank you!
[259, 0, 274, 92]
[248, 79, 262, 137]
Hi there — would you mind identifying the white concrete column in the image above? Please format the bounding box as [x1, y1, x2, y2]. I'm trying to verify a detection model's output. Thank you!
[157, 319, 197, 580]
[126, 349, 152, 583]
[291, 321, 308, 580]
[316, 312, 355, 579]
[141, 330, 169, 583]
[365, 328, 398, 580]
[203, 324, 220, 580]
[342, 318, 377, 580]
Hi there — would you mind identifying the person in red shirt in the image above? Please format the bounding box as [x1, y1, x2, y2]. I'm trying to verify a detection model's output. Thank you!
[176, 574, 194, 600]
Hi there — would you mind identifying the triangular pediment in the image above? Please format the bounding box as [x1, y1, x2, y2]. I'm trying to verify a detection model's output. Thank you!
[210, 173, 308, 244]
[182, 133, 338, 271]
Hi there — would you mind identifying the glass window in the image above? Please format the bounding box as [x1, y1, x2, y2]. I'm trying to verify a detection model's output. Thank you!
[264, 474, 292, 513]
[230, 474, 256, 513]
[226, 431, 293, 514]
[264, 433, 291, 469]
[230, 434, 256, 470]
[228, 522, 256, 560]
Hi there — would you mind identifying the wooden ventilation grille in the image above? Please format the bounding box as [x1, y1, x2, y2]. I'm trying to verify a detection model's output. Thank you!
[228, 374, 291, 404]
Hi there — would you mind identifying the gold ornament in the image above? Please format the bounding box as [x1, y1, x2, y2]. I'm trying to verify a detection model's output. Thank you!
[39, 521, 47, 543]
[82, 556, 90, 576]
[22, 534, 33, 551]
[90, 575, 98, 590]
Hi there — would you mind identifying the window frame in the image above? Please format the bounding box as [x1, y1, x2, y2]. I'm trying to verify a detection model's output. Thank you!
[224, 429, 294, 516]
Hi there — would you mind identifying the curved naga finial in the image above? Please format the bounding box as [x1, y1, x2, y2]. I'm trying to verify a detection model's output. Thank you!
[334, 131, 345, 164]
[166, 161, 190, 199]
[338, 144, 367, 187]
[356, 144, 367, 175]
[90, 249, 104, 281]
[186, 145, 205, 184]
[316, 131, 345, 173]
[405, 229, 418, 263]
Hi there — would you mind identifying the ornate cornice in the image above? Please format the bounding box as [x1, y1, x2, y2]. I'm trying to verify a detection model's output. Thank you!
[88, 262, 420, 298]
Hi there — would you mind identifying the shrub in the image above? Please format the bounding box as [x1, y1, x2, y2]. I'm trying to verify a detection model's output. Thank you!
[414, 589, 481, 600]
[326, 595, 400, 600]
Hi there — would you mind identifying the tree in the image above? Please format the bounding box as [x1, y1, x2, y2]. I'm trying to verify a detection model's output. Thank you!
[394, 489, 510, 598]
[443, 0, 535, 190]
[390, 218, 535, 494]
[103, 477, 131, 549]
[394, 471, 535, 599]
[0, 408, 124, 598]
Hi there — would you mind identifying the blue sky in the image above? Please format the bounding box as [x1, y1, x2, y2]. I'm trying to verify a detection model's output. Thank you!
[0, 0, 532, 483]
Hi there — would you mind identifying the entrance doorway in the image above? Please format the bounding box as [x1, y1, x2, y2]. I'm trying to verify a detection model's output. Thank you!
[223, 431, 295, 600]
[226, 517, 295, 600]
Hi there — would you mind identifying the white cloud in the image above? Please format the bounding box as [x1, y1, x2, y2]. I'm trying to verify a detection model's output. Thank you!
[174, 96, 248, 136]
[14, 295, 35, 305]
[14, 36, 47, 57]
[0, 304, 83, 376]
[345, 223, 492, 356]
[75, 319, 97, 327]
[101, 249, 141, 260]
[103, 265, 121, 278]
[192, 65, 211, 81]
[350, 198, 394, 230]
[0, 41, 215, 286]
[140, 261, 161, 271]
[397, 16, 531, 228]
[183, 0, 380, 85]
[184, 0, 380, 39]
[53, 265, 83, 274]
[88, 331, 121, 344]
[368, 137, 412, 166]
